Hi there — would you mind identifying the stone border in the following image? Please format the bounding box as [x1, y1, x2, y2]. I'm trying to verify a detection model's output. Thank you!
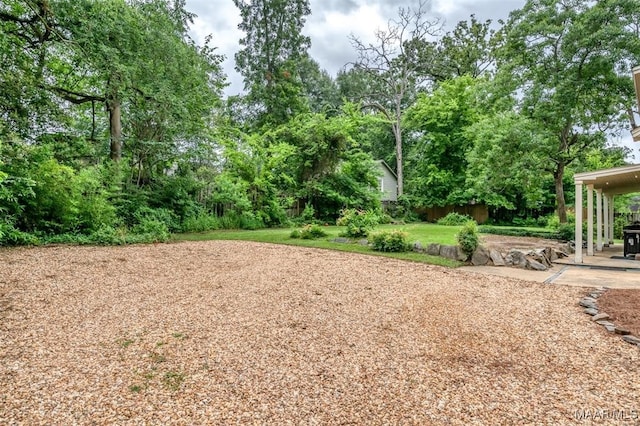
[579, 288, 640, 348]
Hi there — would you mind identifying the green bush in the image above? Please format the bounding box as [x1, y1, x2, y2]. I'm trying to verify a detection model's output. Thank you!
[43, 232, 92, 245]
[614, 216, 627, 239]
[296, 205, 316, 224]
[294, 224, 328, 239]
[437, 212, 472, 226]
[369, 230, 410, 252]
[74, 166, 118, 232]
[89, 225, 126, 245]
[182, 214, 220, 233]
[457, 221, 479, 257]
[132, 218, 170, 243]
[134, 207, 180, 233]
[0, 222, 40, 246]
[556, 223, 575, 241]
[337, 208, 379, 238]
[478, 225, 562, 240]
[289, 229, 302, 239]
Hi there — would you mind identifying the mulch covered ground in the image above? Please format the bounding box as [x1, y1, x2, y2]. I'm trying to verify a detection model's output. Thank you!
[1, 241, 638, 424]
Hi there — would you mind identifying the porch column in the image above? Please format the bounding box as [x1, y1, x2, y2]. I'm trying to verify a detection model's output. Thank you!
[575, 181, 583, 263]
[609, 195, 615, 245]
[596, 189, 603, 251]
[603, 194, 609, 247]
[587, 184, 594, 256]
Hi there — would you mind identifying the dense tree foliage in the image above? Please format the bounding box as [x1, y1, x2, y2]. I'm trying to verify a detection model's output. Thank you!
[233, 0, 312, 126]
[1, 0, 638, 245]
[496, 0, 640, 222]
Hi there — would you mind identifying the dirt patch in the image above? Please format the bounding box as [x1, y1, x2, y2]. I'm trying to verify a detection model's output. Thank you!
[1, 241, 638, 424]
[597, 289, 640, 337]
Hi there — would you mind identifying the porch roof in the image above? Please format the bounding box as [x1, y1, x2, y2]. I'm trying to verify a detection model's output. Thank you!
[574, 164, 640, 195]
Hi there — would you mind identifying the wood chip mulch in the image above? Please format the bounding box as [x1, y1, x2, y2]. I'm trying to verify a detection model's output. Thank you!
[1, 241, 639, 425]
[597, 289, 640, 337]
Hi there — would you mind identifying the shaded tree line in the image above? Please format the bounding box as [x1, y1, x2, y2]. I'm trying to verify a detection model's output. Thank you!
[1, 0, 639, 245]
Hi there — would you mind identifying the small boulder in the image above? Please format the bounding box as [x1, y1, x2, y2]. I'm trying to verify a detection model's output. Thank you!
[413, 242, 424, 252]
[426, 243, 441, 256]
[579, 297, 597, 308]
[439, 245, 459, 261]
[622, 335, 640, 346]
[439, 245, 467, 261]
[507, 250, 528, 269]
[614, 327, 632, 335]
[584, 308, 598, 316]
[471, 246, 490, 266]
[489, 249, 505, 266]
[333, 237, 350, 244]
[591, 313, 610, 322]
[526, 259, 548, 271]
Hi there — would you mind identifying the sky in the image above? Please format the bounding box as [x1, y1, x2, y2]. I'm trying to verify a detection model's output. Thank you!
[184, 0, 639, 159]
[186, 0, 525, 95]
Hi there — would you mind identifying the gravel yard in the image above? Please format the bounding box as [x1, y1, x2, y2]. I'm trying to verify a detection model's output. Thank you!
[1, 241, 639, 424]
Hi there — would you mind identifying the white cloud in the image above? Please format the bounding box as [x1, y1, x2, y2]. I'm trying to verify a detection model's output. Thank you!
[185, 0, 527, 96]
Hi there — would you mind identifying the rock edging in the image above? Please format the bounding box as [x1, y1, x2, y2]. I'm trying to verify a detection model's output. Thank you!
[469, 246, 568, 271]
[579, 288, 640, 349]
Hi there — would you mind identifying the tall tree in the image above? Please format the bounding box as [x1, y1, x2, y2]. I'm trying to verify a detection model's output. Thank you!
[428, 15, 499, 81]
[497, 0, 640, 222]
[233, 0, 311, 126]
[47, 0, 225, 166]
[0, 0, 61, 137]
[349, 0, 441, 197]
[403, 76, 479, 206]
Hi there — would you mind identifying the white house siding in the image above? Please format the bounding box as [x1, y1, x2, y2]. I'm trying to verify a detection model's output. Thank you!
[376, 161, 398, 202]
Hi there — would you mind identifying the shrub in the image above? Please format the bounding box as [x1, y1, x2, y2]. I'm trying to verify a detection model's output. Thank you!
[43, 232, 91, 245]
[337, 208, 379, 238]
[546, 214, 560, 230]
[298, 224, 328, 239]
[0, 223, 40, 246]
[296, 205, 316, 224]
[132, 218, 170, 243]
[369, 230, 410, 252]
[182, 214, 220, 233]
[457, 221, 479, 257]
[478, 225, 562, 240]
[133, 207, 180, 233]
[437, 212, 472, 226]
[614, 216, 627, 239]
[89, 225, 126, 245]
[556, 223, 575, 241]
[290, 229, 302, 239]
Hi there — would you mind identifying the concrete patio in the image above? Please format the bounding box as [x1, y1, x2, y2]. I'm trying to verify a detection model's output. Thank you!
[460, 244, 640, 289]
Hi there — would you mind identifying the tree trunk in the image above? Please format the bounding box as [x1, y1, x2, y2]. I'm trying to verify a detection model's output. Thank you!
[108, 98, 122, 161]
[393, 122, 403, 197]
[554, 162, 567, 223]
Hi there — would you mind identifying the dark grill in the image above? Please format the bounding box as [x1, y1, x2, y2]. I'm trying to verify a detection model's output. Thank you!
[623, 221, 640, 257]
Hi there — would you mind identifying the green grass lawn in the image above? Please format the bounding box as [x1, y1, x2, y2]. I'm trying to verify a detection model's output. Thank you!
[174, 223, 464, 267]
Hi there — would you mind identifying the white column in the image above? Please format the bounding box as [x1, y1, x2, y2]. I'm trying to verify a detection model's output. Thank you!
[603, 194, 609, 247]
[596, 189, 603, 251]
[587, 184, 594, 256]
[575, 182, 583, 263]
[609, 195, 615, 245]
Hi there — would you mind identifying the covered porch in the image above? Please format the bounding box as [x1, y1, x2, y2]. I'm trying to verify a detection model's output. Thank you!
[573, 164, 640, 263]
